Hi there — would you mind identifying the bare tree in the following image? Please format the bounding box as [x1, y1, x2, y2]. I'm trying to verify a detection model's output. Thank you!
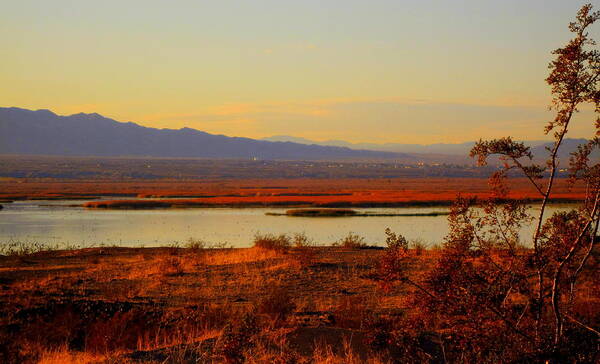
[465, 3, 600, 358]
[373, 4, 600, 362]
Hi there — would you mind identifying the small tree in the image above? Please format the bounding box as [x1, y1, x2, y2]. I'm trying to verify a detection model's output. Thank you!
[418, 4, 599, 362]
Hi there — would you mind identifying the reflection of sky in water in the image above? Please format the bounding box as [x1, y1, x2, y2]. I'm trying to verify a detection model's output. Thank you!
[0, 200, 578, 248]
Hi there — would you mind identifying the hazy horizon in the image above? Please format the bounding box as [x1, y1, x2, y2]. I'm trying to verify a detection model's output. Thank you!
[2, 0, 599, 144]
[2, 105, 567, 148]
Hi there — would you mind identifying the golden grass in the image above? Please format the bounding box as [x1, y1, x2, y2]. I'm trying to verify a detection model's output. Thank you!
[204, 247, 283, 265]
[1, 245, 596, 363]
[36, 340, 390, 364]
[37, 346, 108, 364]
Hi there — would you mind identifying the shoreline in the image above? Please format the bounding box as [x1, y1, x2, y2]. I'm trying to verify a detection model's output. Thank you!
[80, 197, 583, 209]
[0, 196, 584, 209]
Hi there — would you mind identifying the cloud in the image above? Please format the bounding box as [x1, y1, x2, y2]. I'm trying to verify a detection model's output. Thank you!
[206, 101, 333, 118]
[134, 97, 596, 143]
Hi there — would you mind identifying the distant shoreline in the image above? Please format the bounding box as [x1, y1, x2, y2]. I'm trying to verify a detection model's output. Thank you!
[78, 197, 582, 210]
[265, 208, 450, 217]
[0, 195, 584, 210]
[1, 177, 587, 209]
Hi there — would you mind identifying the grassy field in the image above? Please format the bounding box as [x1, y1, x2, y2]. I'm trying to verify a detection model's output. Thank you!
[0, 177, 587, 208]
[1, 237, 597, 363]
[0, 243, 433, 363]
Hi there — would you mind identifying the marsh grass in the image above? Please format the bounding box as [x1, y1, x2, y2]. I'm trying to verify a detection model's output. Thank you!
[409, 238, 427, 256]
[0, 240, 60, 256]
[0, 240, 99, 258]
[252, 233, 291, 251]
[335, 232, 367, 249]
[185, 238, 206, 251]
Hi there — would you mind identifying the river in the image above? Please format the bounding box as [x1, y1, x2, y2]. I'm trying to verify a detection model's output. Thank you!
[0, 199, 578, 248]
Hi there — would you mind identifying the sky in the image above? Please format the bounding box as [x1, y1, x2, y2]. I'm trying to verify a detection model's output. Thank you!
[2, 0, 599, 144]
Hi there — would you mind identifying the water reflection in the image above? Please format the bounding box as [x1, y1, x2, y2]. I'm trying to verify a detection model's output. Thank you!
[0, 199, 578, 248]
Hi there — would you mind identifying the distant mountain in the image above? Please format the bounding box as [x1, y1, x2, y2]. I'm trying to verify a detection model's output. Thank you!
[0, 107, 412, 161]
[531, 138, 595, 161]
[263, 135, 596, 163]
[2, 107, 591, 164]
[263, 135, 476, 154]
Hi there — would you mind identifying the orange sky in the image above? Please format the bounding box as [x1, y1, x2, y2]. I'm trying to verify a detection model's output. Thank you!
[2, 0, 598, 143]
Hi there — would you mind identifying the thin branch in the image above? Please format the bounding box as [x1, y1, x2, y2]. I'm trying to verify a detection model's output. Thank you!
[570, 194, 600, 300]
[511, 157, 545, 196]
[515, 301, 530, 328]
[564, 313, 600, 337]
[551, 195, 599, 346]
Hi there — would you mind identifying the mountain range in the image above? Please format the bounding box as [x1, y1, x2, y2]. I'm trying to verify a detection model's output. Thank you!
[263, 135, 558, 155]
[263, 135, 593, 163]
[0, 107, 592, 164]
[0, 107, 408, 161]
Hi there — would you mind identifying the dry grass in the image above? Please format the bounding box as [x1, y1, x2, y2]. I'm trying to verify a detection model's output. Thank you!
[37, 347, 108, 364]
[1, 245, 596, 363]
[0, 246, 401, 362]
[336, 232, 368, 249]
[1, 177, 587, 207]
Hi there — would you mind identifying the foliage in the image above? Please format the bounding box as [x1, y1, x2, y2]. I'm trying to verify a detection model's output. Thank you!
[376, 231, 410, 292]
[409, 238, 426, 256]
[291, 232, 314, 247]
[252, 233, 291, 252]
[384, 228, 408, 252]
[215, 313, 259, 364]
[290, 232, 318, 268]
[0, 240, 59, 256]
[256, 286, 296, 326]
[336, 232, 367, 248]
[184, 238, 206, 251]
[409, 4, 600, 361]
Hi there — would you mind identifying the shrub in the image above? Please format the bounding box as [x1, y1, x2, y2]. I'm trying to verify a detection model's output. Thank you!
[384, 228, 408, 251]
[410, 238, 426, 256]
[292, 232, 314, 247]
[374, 229, 415, 292]
[160, 257, 185, 276]
[253, 233, 291, 251]
[216, 313, 259, 364]
[185, 238, 206, 251]
[336, 232, 366, 248]
[256, 287, 296, 325]
[288, 232, 318, 268]
[166, 242, 181, 256]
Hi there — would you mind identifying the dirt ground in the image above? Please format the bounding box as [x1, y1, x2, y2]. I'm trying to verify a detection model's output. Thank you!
[0, 245, 438, 363]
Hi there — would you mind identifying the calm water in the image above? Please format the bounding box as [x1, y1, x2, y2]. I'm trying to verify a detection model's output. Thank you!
[0, 199, 576, 248]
